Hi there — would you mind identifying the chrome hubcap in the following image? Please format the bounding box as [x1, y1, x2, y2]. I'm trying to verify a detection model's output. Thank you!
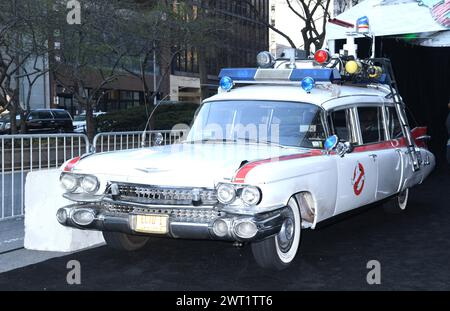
[277, 216, 295, 253]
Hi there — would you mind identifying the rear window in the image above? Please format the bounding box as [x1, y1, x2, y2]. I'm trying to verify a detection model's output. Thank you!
[385, 106, 403, 139]
[28, 111, 53, 120]
[52, 110, 71, 119]
[357, 106, 385, 144]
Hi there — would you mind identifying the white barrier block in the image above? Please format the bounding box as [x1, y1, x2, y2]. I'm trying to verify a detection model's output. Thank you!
[24, 169, 105, 252]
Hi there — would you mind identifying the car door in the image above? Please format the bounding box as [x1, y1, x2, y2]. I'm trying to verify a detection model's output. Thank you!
[27, 110, 54, 132]
[378, 105, 405, 196]
[355, 105, 402, 201]
[51, 110, 73, 132]
[328, 105, 378, 215]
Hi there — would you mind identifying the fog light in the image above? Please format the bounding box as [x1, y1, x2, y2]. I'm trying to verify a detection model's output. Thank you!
[213, 219, 228, 237]
[56, 208, 68, 224]
[60, 173, 78, 192]
[80, 175, 99, 194]
[72, 209, 95, 226]
[234, 221, 258, 239]
[216, 184, 236, 204]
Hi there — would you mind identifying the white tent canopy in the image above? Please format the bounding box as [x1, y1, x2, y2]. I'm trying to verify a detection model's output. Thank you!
[326, 0, 448, 42]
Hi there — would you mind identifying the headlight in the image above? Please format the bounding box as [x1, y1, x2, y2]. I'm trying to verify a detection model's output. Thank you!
[5, 122, 10, 129]
[241, 186, 261, 206]
[60, 173, 78, 192]
[0, 122, 4, 130]
[80, 175, 99, 194]
[216, 184, 236, 204]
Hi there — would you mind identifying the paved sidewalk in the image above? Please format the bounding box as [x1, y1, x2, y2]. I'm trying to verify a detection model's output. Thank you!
[0, 248, 70, 274]
[0, 217, 24, 253]
[0, 217, 72, 273]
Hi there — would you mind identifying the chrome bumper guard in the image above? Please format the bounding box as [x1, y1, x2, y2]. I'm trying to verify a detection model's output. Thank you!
[57, 204, 288, 242]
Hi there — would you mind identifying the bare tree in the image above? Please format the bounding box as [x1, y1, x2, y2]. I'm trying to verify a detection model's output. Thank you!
[0, 0, 54, 133]
[285, 0, 332, 53]
[51, 0, 137, 140]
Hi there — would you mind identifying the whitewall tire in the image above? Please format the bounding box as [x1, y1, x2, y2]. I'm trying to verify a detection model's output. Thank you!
[251, 196, 302, 270]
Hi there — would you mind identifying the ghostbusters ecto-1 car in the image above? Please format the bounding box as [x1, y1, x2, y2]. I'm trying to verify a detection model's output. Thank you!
[56, 47, 435, 270]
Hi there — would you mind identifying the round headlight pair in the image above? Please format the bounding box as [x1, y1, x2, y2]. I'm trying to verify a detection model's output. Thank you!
[216, 184, 261, 206]
[60, 173, 78, 192]
[60, 173, 99, 194]
[80, 175, 100, 194]
[241, 186, 261, 206]
[217, 184, 236, 204]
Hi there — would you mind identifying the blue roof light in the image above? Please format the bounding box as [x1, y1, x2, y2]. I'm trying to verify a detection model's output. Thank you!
[218, 68, 257, 81]
[290, 68, 341, 81]
[301, 77, 315, 93]
[220, 76, 234, 92]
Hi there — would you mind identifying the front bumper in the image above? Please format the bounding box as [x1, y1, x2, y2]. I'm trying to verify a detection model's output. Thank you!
[57, 204, 288, 242]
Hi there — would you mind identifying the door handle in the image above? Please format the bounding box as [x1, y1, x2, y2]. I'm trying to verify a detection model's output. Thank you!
[369, 154, 377, 160]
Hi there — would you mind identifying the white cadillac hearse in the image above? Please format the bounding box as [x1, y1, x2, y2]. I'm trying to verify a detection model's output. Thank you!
[56, 46, 435, 270]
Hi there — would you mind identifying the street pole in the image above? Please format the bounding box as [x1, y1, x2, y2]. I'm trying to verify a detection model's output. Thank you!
[153, 40, 157, 108]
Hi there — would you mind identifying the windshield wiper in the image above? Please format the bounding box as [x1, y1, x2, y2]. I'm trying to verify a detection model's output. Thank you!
[186, 138, 237, 144]
[234, 138, 287, 149]
[186, 138, 287, 149]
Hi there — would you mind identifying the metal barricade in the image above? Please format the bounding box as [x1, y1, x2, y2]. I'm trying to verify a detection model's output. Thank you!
[92, 130, 187, 153]
[0, 134, 90, 220]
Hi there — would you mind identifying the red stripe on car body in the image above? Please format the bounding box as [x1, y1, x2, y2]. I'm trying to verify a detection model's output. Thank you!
[233, 149, 323, 183]
[231, 127, 428, 184]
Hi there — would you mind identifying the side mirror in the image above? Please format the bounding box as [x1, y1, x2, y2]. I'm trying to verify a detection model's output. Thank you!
[324, 135, 353, 157]
[153, 132, 164, 146]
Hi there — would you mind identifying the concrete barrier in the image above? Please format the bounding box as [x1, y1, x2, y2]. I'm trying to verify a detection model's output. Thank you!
[24, 169, 105, 252]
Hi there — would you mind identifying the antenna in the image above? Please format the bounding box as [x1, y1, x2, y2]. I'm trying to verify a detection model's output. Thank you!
[141, 93, 171, 147]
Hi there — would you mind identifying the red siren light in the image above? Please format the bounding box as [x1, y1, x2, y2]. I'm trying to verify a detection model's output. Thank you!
[314, 49, 330, 64]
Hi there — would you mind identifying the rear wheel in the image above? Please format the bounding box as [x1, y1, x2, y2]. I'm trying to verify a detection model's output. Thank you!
[251, 197, 302, 270]
[383, 188, 409, 213]
[102, 231, 149, 251]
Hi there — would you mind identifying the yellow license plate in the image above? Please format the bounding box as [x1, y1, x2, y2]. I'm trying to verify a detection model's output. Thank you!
[133, 214, 169, 234]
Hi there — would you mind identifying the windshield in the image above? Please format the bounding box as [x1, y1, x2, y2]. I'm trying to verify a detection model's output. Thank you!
[74, 115, 86, 122]
[186, 100, 326, 148]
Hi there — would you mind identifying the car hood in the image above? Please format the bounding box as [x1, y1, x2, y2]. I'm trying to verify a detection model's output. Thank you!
[72, 143, 306, 187]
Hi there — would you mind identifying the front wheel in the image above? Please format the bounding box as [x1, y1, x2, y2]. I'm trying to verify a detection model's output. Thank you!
[251, 197, 302, 270]
[102, 231, 150, 251]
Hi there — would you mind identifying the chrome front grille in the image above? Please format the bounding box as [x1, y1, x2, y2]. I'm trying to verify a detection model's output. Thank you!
[104, 202, 223, 223]
[109, 182, 218, 206]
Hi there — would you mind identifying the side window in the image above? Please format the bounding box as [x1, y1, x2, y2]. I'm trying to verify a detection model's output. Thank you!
[329, 109, 355, 143]
[357, 106, 385, 144]
[385, 106, 403, 139]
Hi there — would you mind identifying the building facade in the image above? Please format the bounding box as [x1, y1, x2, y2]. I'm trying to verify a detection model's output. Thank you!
[51, 0, 269, 116]
[171, 0, 269, 102]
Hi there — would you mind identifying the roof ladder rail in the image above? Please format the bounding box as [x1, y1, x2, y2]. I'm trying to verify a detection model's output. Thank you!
[375, 58, 421, 172]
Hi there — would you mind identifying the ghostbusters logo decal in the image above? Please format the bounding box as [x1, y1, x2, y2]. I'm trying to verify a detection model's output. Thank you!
[352, 162, 365, 196]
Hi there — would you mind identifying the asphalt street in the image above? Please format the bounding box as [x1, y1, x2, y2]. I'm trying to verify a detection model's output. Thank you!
[0, 168, 449, 291]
